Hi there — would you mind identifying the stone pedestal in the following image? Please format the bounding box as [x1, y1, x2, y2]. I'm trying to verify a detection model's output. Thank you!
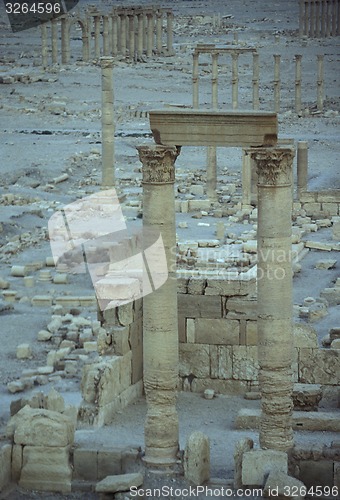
[100, 57, 115, 187]
[137, 145, 180, 466]
[253, 147, 295, 452]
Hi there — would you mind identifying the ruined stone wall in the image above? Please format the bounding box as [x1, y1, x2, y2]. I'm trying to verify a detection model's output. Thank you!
[299, 190, 340, 218]
[79, 299, 143, 427]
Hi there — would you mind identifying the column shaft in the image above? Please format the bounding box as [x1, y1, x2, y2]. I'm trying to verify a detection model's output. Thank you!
[242, 150, 252, 205]
[253, 147, 295, 452]
[252, 53, 260, 110]
[211, 52, 218, 108]
[231, 52, 239, 109]
[147, 14, 154, 57]
[166, 11, 174, 54]
[156, 11, 163, 53]
[207, 146, 217, 201]
[41, 23, 48, 67]
[100, 57, 115, 187]
[297, 141, 308, 196]
[51, 20, 58, 64]
[295, 54, 302, 113]
[317, 54, 324, 111]
[61, 18, 70, 64]
[112, 14, 118, 56]
[273, 54, 280, 113]
[128, 14, 135, 59]
[193, 52, 199, 109]
[103, 16, 110, 56]
[137, 14, 144, 57]
[137, 145, 180, 466]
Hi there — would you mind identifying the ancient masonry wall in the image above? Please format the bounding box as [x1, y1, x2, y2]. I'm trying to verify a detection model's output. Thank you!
[79, 298, 143, 427]
[299, 190, 340, 218]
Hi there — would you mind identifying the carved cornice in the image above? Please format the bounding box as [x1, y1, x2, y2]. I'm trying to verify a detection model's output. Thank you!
[252, 148, 295, 186]
[137, 145, 179, 184]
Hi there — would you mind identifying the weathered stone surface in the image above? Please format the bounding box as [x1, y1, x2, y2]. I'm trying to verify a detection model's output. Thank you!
[191, 378, 248, 395]
[293, 383, 322, 411]
[95, 473, 143, 493]
[315, 259, 337, 270]
[0, 444, 11, 492]
[11, 444, 22, 482]
[179, 344, 210, 378]
[16, 343, 32, 359]
[293, 323, 318, 348]
[263, 470, 305, 499]
[242, 449, 287, 486]
[205, 278, 255, 296]
[6, 406, 74, 447]
[210, 345, 232, 379]
[19, 445, 72, 492]
[299, 348, 340, 385]
[178, 294, 222, 318]
[194, 318, 239, 345]
[184, 431, 210, 486]
[234, 438, 254, 489]
[232, 346, 259, 381]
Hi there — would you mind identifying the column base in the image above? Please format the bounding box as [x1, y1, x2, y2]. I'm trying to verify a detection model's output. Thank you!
[143, 446, 180, 470]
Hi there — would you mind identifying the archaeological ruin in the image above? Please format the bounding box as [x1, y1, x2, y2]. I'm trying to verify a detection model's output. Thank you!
[0, 0, 339, 498]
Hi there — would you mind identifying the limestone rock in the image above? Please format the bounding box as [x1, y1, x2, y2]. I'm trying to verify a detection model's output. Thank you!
[95, 473, 143, 493]
[6, 406, 75, 447]
[234, 438, 254, 488]
[263, 470, 306, 499]
[315, 259, 337, 270]
[184, 431, 210, 486]
[292, 383, 322, 411]
[293, 323, 318, 348]
[16, 343, 32, 360]
[242, 449, 287, 486]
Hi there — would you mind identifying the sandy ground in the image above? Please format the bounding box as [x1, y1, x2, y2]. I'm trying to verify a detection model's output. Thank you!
[0, 0, 339, 498]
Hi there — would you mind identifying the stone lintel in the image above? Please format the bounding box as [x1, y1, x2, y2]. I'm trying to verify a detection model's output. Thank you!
[149, 110, 277, 147]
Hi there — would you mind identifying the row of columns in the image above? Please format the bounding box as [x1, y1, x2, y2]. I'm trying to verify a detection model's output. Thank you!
[299, 0, 340, 37]
[192, 47, 260, 111]
[40, 7, 174, 66]
[137, 143, 295, 462]
[192, 48, 325, 114]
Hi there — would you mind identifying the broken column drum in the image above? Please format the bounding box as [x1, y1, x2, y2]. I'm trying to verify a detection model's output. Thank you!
[253, 147, 295, 452]
[137, 145, 180, 466]
[100, 57, 115, 187]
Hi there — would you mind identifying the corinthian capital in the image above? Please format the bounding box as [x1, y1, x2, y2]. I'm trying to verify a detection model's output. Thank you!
[137, 145, 179, 184]
[252, 147, 295, 186]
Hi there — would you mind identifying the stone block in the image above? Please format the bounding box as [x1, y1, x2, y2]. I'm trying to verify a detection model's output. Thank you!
[320, 287, 340, 306]
[178, 294, 222, 319]
[299, 348, 340, 385]
[305, 241, 333, 251]
[179, 344, 210, 378]
[119, 351, 132, 390]
[188, 200, 212, 211]
[333, 220, 340, 240]
[232, 346, 259, 381]
[97, 449, 122, 480]
[187, 277, 205, 295]
[315, 259, 337, 270]
[304, 203, 321, 216]
[184, 432, 210, 486]
[226, 297, 257, 320]
[95, 473, 143, 493]
[7, 406, 75, 447]
[322, 203, 338, 215]
[210, 345, 232, 379]
[194, 318, 239, 345]
[242, 449, 287, 486]
[0, 444, 11, 492]
[11, 443, 22, 482]
[205, 278, 255, 296]
[73, 448, 98, 481]
[16, 343, 32, 359]
[299, 460, 334, 489]
[186, 319, 195, 343]
[117, 303, 134, 326]
[263, 471, 306, 499]
[293, 324, 318, 348]
[178, 316, 186, 343]
[112, 327, 130, 356]
[234, 438, 254, 489]
[292, 383, 322, 411]
[19, 445, 72, 492]
[245, 321, 257, 345]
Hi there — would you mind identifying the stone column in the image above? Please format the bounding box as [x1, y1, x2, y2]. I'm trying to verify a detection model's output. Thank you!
[231, 52, 239, 109]
[207, 52, 218, 202]
[137, 144, 180, 467]
[310, 0, 315, 36]
[41, 23, 48, 67]
[211, 52, 218, 108]
[295, 54, 302, 114]
[112, 12, 118, 56]
[315, 0, 321, 37]
[146, 13, 154, 57]
[82, 23, 89, 62]
[51, 20, 58, 64]
[273, 54, 281, 113]
[253, 147, 295, 452]
[61, 17, 70, 64]
[156, 10, 163, 53]
[252, 52, 260, 110]
[321, 0, 326, 37]
[103, 16, 110, 56]
[137, 13, 144, 58]
[100, 57, 115, 187]
[192, 51, 199, 109]
[297, 141, 308, 196]
[317, 54, 324, 111]
[166, 11, 174, 54]
[299, 0, 305, 37]
[120, 14, 127, 56]
[242, 150, 251, 205]
[128, 14, 135, 59]
[94, 15, 101, 59]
